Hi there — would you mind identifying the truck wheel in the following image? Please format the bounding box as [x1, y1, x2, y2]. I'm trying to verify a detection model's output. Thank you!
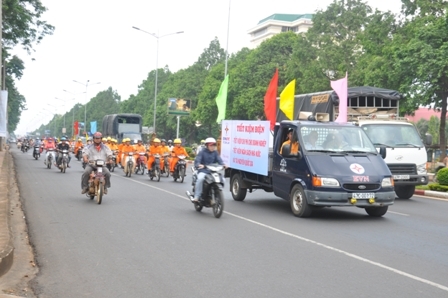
[231, 173, 247, 201]
[365, 206, 388, 217]
[395, 185, 415, 200]
[290, 184, 313, 217]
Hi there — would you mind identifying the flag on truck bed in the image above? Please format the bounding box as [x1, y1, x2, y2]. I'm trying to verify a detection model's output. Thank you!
[280, 79, 295, 120]
[264, 68, 278, 130]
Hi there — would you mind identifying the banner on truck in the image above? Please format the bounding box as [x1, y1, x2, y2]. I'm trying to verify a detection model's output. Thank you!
[221, 120, 270, 176]
[168, 98, 191, 115]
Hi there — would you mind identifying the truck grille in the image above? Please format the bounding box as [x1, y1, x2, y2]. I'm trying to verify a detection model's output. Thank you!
[343, 184, 380, 191]
[388, 164, 416, 175]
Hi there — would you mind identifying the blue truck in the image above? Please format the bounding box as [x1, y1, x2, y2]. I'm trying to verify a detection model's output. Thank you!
[224, 114, 396, 217]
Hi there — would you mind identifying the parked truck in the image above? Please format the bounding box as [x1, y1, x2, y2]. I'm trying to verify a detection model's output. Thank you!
[102, 114, 143, 144]
[223, 117, 395, 218]
[274, 86, 430, 200]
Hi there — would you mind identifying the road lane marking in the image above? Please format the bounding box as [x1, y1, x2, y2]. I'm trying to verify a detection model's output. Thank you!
[388, 211, 410, 216]
[113, 173, 448, 292]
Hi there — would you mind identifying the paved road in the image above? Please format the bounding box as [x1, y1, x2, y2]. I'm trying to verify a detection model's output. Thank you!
[12, 148, 448, 297]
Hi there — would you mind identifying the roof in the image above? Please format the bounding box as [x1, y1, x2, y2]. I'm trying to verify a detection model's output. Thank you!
[258, 13, 313, 25]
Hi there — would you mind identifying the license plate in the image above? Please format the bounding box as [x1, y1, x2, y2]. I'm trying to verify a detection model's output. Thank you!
[393, 175, 410, 180]
[352, 193, 374, 199]
[97, 167, 103, 173]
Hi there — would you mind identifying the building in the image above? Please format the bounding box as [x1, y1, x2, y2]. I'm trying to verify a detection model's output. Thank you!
[247, 13, 313, 48]
[406, 107, 446, 123]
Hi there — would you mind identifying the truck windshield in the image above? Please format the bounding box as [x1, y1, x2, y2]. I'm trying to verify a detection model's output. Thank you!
[300, 125, 377, 153]
[361, 124, 424, 148]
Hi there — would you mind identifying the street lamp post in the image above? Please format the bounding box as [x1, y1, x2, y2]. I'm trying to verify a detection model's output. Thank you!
[63, 90, 85, 137]
[72, 80, 100, 134]
[132, 26, 184, 134]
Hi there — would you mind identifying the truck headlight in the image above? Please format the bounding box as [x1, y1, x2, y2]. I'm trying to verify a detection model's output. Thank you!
[312, 177, 340, 187]
[417, 163, 427, 174]
[381, 177, 394, 188]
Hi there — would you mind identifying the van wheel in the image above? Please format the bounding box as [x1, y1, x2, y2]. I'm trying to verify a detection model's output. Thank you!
[290, 184, 313, 217]
[231, 173, 247, 201]
[395, 185, 415, 200]
[365, 206, 388, 217]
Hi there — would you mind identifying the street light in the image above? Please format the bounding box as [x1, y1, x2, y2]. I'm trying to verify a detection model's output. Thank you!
[132, 26, 184, 134]
[72, 80, 100, 134]
[63, 90, 86, 137]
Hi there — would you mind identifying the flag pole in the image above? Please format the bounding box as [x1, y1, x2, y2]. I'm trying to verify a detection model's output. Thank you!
[224, 0, 231, 77]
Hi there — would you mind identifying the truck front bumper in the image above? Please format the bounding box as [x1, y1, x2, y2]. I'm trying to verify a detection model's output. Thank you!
[393, 174, 428, 186]
[304, 190, 396, 207]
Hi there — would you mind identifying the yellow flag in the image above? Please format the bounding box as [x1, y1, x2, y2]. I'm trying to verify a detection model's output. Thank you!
[280, 79, 295, 120]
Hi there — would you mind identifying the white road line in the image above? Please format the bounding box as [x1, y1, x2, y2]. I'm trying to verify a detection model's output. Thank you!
[113, 173, 448, 292]
[388, 211, 410, 216]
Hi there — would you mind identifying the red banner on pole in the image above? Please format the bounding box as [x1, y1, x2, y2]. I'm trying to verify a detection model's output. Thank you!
[74, 121, 79, 135]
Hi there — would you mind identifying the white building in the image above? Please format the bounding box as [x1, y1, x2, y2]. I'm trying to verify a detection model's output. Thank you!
[247, 13, 313, 48]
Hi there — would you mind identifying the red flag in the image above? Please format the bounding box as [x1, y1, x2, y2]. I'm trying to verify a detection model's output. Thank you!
[264, 68, 278, 130]
[74, 121, 79, 135]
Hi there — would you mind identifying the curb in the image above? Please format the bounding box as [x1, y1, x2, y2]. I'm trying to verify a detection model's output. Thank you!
[0, 150, 14, 278]
[414, 189, 448, 199]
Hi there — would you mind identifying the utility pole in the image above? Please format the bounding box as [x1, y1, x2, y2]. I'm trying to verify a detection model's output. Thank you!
[0, 0, 4, 151]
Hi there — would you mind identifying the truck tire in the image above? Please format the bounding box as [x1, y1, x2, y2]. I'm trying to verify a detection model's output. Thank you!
[395, 185, 415, 200]
[365, 206, 388, 217]
[231, 173, 247, 201]
[290, 184, 313, 218]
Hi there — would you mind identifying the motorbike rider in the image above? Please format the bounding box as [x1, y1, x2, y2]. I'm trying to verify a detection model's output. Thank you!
[102, 137, 109, 148]
[109, 138, 119, 151]
[121, 138, 135, 171]
[81, 132, 113, 194]
[191, 137, 225, 202]
[160, 139, 171, 172]
[147, 138, 165, 172]
[170, 138, 189, 174]
[56, 137, 72, 168]
[74, 138, 84, 157]
[167, 140, 174, 152]
[43, 138, 57, 165]
[116, 138, 125, 167]
[106, 137, 113, 148]
[133, 139, 147, 168]
[196, 139, 205, 155]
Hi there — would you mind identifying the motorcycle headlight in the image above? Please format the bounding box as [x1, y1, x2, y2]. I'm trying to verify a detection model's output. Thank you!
[96, 160, 105, 166]
[417, 163, 427, 174]
[381, 177, 394, 188]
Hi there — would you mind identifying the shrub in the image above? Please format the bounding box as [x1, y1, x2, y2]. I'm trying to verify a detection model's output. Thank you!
[428, 183, 448, 192]
[185, 147, 195, 159]
[436, 167, 448, 185]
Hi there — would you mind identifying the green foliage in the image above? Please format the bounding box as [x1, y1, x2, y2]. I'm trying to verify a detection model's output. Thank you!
[185, 147, 195, 159]
[427, 183, 448, 192]
[428, 116, 440, 145]
[436, 167, 448, 185]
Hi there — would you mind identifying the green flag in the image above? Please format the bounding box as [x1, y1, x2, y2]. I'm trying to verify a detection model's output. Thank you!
[215, 74, 229, 123]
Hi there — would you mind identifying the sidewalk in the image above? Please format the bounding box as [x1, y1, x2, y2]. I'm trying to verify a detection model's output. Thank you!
[0, 149, 13, 278]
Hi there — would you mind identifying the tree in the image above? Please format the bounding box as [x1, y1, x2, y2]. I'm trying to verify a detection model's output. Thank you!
[3, 0, 54, 133]
[390, 1, 448, 159]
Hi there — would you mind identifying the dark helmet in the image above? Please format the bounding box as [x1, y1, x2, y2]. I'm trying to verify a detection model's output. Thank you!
[168, 139, 173, 144]
[161, 139, 166, 143]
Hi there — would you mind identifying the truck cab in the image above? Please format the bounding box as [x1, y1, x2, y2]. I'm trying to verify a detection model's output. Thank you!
[271, 120, 395, 217]
[358, 116, 428, 199]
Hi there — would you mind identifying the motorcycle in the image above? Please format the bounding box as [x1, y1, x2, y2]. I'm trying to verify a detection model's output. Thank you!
[123, 151, 134, 177]
[148, 153, 161, 182]
[86, 159, 107, 205]
[186, 163, 224, 218]
[107, 150, 117, 172]
[160, 153, 170, 177]
[21, 143, 29, 153]
[172, 154, 187, 183]
[33, 145, 41, 160]
[58, 149, 69, 173]
[134, 152, 147, 175]
[44, 149, 55, 169]
[75, 145, 84, 161]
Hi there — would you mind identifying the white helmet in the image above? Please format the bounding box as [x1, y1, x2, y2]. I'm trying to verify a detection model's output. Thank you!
[204, 137, 216, 144]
